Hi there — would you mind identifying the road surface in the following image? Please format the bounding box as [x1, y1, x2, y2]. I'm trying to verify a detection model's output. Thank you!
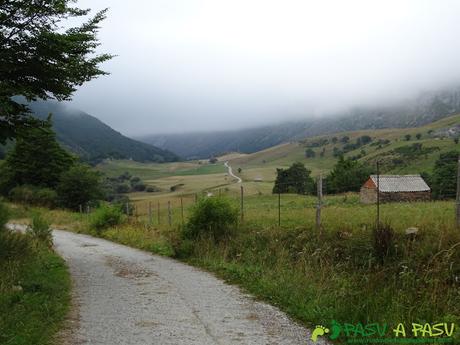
[224, 161, 242, 183]
[7, 224, 323, 345]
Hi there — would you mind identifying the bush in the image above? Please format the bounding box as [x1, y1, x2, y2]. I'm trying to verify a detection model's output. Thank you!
[131, 181, 146, 192]
[184, 197, 238, 241]
[90, 204, 124, 232]
[27, 212, 53, 247]
[146, 186, 160, 193]
[9, 185, 57, 207]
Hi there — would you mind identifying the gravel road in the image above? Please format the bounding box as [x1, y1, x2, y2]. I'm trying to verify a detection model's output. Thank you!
[45, 229, 324, 345]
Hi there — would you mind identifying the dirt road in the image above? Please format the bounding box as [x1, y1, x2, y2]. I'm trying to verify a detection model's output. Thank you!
[224, 161, 242, 183]
[43, 229, 322, 345]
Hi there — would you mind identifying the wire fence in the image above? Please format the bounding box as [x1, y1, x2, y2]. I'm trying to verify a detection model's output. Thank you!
[79, 157, 460, 232]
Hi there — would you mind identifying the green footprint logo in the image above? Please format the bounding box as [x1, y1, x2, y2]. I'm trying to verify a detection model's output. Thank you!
[329, 320, 342, 340]
[311, 325, 329, 342]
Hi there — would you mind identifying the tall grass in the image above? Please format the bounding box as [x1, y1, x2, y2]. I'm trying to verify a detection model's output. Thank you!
[0, 202, 71, 345]
[8, 199, 460, 342]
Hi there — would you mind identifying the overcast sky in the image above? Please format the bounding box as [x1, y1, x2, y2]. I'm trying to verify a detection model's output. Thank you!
[69, 0, 460, 136]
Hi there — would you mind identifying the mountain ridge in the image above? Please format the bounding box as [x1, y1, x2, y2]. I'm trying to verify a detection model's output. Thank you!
[140, 86, 460, 159]
[22, 100, 179, 164]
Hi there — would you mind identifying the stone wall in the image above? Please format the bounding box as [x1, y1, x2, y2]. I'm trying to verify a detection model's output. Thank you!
[360, 187, 431, 204]
[360, 187, 377, 204]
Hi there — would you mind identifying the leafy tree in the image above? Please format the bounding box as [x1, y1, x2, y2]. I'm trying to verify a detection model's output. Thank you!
[57, 164, 104, 210]
[0, 1, 112, 142]
[357, 135, 372, 145]
[405, 134, 412, 141]
[209, 157, 218, 164]
[273, 162, 314, 195]
[237, 167, 242, 173]
[305, 148, 316, 158]
[325, 156, 372, 194]
[454, 138, 459, 144]
[0, 118, 74, 193]
[431, 151, 458, 199]
[331, 137, 338, 144]
[416, 133, 422, 140]
[341, 136, 350, 143]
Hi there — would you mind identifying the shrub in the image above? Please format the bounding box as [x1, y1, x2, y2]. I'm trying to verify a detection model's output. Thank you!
[90, 204, 124, 232]
[146, 186, 160, 193]
[184, 197, 238, 241]
[116, 183, 131, 193]
[131, 181, 146, 192]
[35, 188, 58, 207]
[0, 231, 32, 259]
[27, 212, 53, 247]
[9, 185, 57, 207]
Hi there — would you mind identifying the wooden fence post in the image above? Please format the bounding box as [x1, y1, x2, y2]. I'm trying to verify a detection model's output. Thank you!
[148, 201, 152, 225]
[376, 161, 380, 230]
[278, 191, 281, 227]
[168, 201, 172, 226]
[456, 155, 460, 228]
[181, 197, 184, 224]
[316, 174, 323, 233]
[240, 185, 244, 222]
[157, 201, 160, 225]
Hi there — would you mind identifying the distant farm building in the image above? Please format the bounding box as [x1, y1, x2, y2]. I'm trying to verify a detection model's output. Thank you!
[254, 176, 263, 182]
[360, 175, 431, 204]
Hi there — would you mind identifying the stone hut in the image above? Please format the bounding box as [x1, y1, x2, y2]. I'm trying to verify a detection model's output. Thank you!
[360, 175, 431, 204]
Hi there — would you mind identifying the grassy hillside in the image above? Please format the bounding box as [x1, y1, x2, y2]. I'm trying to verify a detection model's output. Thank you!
[227, 113, 460, 182]
[23, 100, 179, 164]
[97, 114, 460, 206]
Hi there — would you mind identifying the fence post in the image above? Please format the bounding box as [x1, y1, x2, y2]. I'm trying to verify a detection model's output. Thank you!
[456, 155, 460, 228]
[86, 205, 90, 214]
[79, 204, 83, 214]
[148, 201, 152, 225]
[157, 201, 160, 225]
[278, 191, 281, 227]
[126, 202, 130, 217]
[181, 197, 184, 224]
[168, 201, 172, 226]
[240, 185, 244, 222]
[376, 161, 380, 230]
[316, 174, 322, 233]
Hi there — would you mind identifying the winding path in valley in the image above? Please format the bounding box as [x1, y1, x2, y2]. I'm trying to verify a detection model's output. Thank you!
[224, 161, 242, 183]
[8, 224, 325, 345]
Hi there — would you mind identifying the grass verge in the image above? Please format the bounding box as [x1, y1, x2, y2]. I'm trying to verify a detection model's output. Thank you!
[0, 227, 71, 345]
